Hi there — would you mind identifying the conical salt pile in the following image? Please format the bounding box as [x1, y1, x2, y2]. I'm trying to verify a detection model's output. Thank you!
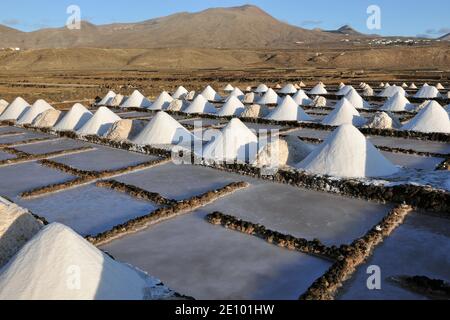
[279, 83, 297, 95]
[200, 85, 222, 101]
[309, 83, 328, 95]
[266, 95, 312, 121]
[299, 81, 306, 88]
[203, 118, 258, 163]
[409, 83, 417, 89]
[17, 100, 54, 125]
[172, 86, 188, 99]
[336, 85, 354, 96]
[184, 95, 217, 114]
[0, 223, 176, 300]
[227, 87, 244, 100]
[148, 91, 173, 111]
[297, 124, 399, 178]
[381, 92, 415, 112]
[345, 88, 371, 109]
[401, 83, 408, 88]
[223, 84, 234, 92]
[77, 107, 121, 136]
[120, 90, 152, 109]
[379, 85, 407, 98]
[54, 103, 93, 131]
[0, 99, 8, 114]
[0, 97, 30, 121]
[97, 91, 116, 106]
[257, 88, 281, 105]
[402, 101, 450, 133]
[436, 83, 445, 90]
[292, 90, 312, 106]
[414, 84, 441, 99]
[133, 111, 196, 146]
[322, 98, 366, 127]
[217, 96, 245, 117]
[255, 84, 269, 94]
[339, 83, 346, 89]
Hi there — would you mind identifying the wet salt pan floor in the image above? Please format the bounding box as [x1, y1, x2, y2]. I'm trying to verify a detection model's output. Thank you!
[15, 138, 89, 155]
[101, 210, 332, 300]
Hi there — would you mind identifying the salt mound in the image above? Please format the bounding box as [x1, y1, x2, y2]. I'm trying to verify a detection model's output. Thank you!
[184, 95, 217, 114]
[279, 83, 297, 95]
[297, 124, 399, 178]
[77, 107, 121, 136]
[243, 92, 256, 104]
[362, 85, 374, 97]
[275, 84, 282, 89]
[345, 88, 371, 109]
[414, 84, 441, 99]
[148, 91, 174, 111]
[255, 84, 269, 94]
[322, 98, 367, 127]
[241, 104, 269, 118]
[0, 223, 177, 300]
[105, 119, 133, 141]
[309, 83, 328, 95]
[133, 111, 196, 146]
[410, 83, 417, 89]
[364, 112, 395, 129]
[436, 83, 445, 90]
[0, 99, 8, 114]
[266, 96, 312, 122]
[292, 90, 312, 106]
[312, 96, 327, 107]
[257, 88, 281, 105]
[379, 85, 407, 98]
[166, 99, 188, 112]
[224, 84, 234, 92]
[97, 91, 116, 106]
[33, 109, 61, 128]
[17, 100, 54, 125]
[0, 198, 42, 268]
[294, 83, 300, 90]
[120, 90, 152, 109]
[339, 83, 346, 89]
[109, 94, 125, 107]
[379, 82, 385, 88]
[227, 87, 244, 100]
[217, 96, 245, 117]
[336, 85, 354, 96]
[401, 83, 408, 88]
[402, 101, 450, 133]
[299, 81, 306, 87]
[54, 103, 93, 131]
[0, 97, 30, 121]
[203, 118, 257, 163]
[172, 86, 188, 99]
[381, 92, 415, 112]
[201, 85, 222, 101]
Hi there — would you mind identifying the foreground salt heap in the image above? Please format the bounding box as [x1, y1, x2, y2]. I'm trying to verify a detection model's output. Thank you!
[217, 96, 245, 117]
[133, 111, 196, 146]
[257, 88, 281, 105]
[184, 95, 217, 114]
[309, 83, 328, 95]
[0, 97, 30, 121]
[203, 118, 258, 163]
[266, 95, 312, 121]
[322, 98, 366, 127]
[148, 91, 174, 111]
[380, 92, 415, 112]
[17, 100, 54, 125]
[201, 85, 222, 101]
[414, 84, 441, 99]
[297, 124, 399, 178]
[54, 103, 93, 131]
[402, 101, 450, 133]
[120, 90, 152, 109]
[0, 223, 177, 300]
[77, 107, 121, 136]
[97, 91, 116, 106]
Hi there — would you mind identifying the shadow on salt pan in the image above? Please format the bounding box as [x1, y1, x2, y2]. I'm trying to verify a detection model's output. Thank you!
[101, 210, 332, 300]
[0, 162, 75, 199]
[339, 212, 450, 300]
[18, 185, 159, 237]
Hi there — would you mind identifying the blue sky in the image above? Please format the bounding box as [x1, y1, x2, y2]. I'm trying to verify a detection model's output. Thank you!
[1, 0, 449, 37]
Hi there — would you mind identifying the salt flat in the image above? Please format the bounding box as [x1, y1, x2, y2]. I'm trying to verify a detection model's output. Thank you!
[15, 138, 89, 155]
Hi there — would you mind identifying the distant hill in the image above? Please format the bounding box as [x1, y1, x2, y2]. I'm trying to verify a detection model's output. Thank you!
[327, 25, 364, 36]
[438, 33, 450, 41]
[0, 5, 358, 49]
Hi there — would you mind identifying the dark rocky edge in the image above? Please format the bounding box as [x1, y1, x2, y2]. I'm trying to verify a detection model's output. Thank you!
[295, 136, 449, 159]
[436, 157, 450, 171]
[39, 159, 93, 177]
[87, 182, 249, 246]
[300, 204, 413, 300]
[0, 146, 94, 167]
[96, 180, 176, 206]
[388, 275, 450, 300]
[206, 212, 340, 261]
[203, 163, 449, 215]
[20, 158, 169, 199]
